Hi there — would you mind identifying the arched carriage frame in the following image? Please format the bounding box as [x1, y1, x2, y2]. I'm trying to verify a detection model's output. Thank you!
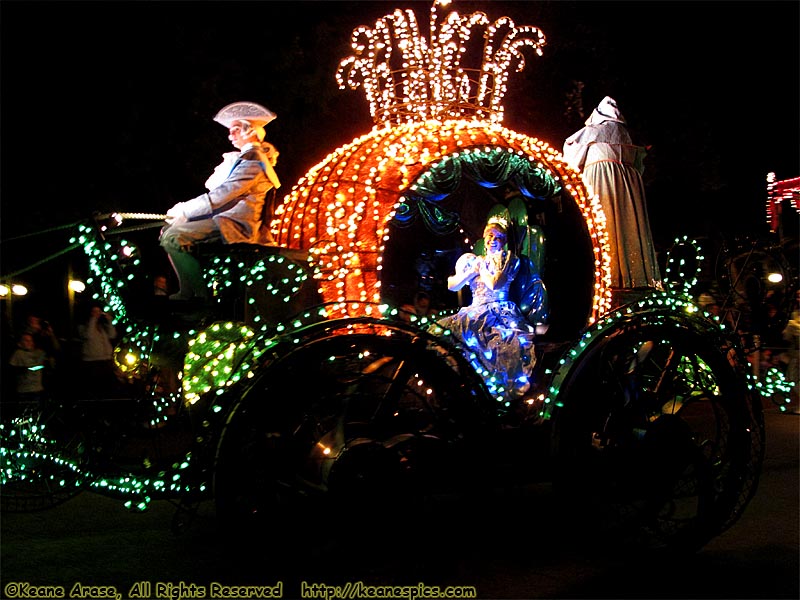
[271, 121, 611, 326]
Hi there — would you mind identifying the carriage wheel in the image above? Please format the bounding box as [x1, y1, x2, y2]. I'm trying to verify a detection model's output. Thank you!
[552, 319, 764, 553]
[213, 328, 491, 546]
[1, 403, 89, 512]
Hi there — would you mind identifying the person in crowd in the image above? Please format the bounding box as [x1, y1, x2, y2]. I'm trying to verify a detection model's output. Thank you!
[1, 309, 16, 400]
[563, 96, 661, 291]
[697, 292, 720, 316]
[400, 290, 437, 322]
[153, 275, 169, 297]
[398, 302, 417, 323]
[22, 311, 61, 364]
[76, 302, 121, 398]
[413, 291, 437, 318]
[782, 290, 800, 412]
[160, 101, 282, 302]
[8, 332, 51, 406]
[435, 214, 536, 401]
[760, 301, 788, 351]
[19, 310, 63, 390]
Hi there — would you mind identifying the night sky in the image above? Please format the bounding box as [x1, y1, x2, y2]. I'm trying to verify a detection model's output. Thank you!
[1, 0, 798, 316]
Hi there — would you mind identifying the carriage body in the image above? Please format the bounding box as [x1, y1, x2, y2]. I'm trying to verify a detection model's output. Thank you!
[1, 1, 765, 554]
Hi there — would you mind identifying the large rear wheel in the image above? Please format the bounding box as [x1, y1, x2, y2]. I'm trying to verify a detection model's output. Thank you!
[552, 318, 764, 553]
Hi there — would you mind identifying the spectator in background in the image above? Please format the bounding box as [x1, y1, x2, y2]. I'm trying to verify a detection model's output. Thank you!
[761, 301, 788, 351]
[77, 303, 122, 398]
[398, 291, 438, 323]
[143, 274, 172, 322]
[21, 310, 62, 390]
[413, 291, 437, 318]
[1, 309, 16, 400]
[398, 302, 417, 323]
[153, 275, 169, 297]
[782, 290, 800, 412]
[697, 291, 726, 323]
[23, 311, 61, 363]
[8, 332, 51, 407]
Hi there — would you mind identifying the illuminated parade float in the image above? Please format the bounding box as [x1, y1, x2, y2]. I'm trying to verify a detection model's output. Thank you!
[1, 1, 771, 554]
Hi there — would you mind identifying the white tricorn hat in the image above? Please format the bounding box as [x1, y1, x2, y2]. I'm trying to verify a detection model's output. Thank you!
[213, 101, 277, 129]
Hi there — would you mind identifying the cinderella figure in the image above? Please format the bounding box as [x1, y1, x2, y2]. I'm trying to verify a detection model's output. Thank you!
[436, 215, 536, 402]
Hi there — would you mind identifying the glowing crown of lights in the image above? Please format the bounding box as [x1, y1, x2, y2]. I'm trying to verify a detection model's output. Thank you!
[336, 0, 546, 126]
[486, 214, 510, 230]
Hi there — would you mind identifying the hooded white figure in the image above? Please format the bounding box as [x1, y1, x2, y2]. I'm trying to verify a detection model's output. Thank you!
[563, 96, 661, 290]
[160, 101, 281, 301]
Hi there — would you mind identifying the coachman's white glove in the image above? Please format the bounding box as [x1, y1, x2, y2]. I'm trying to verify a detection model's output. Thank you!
[166, 203, 188, 226]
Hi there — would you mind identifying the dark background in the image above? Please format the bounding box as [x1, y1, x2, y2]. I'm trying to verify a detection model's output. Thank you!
[1, 0, 798, 327]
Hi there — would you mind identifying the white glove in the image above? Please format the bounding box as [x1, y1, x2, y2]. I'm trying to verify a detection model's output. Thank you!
[166, 203, 188, 226]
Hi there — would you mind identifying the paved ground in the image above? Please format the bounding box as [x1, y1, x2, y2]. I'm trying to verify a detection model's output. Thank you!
[1, 406, 797, 600]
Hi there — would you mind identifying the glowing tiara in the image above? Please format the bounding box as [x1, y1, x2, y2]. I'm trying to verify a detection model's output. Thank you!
[336, 0, 546, 126]
[486, 215, 509, 229]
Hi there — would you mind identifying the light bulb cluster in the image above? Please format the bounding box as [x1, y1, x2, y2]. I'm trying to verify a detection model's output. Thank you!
[0, 411, 203, 512]
[273, 121, 611, 323]
[664, 235, 705, 297]
[755, 366, 796, 412]
[336, 0, 545, 125]
[74, 223, 167, 392]
[204, 251, 312, 325]
[540, 292, 728, 419]
[73, 223, 138, 321]
[766, 171, 800, 233]
[271, 1, 611, 323]
[87, 453, 204, 513]
[182, 322, 261, 406]
[0, 419, 84, 489]
[1, 290, 752, 511]
[113, 323, 158, 377]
